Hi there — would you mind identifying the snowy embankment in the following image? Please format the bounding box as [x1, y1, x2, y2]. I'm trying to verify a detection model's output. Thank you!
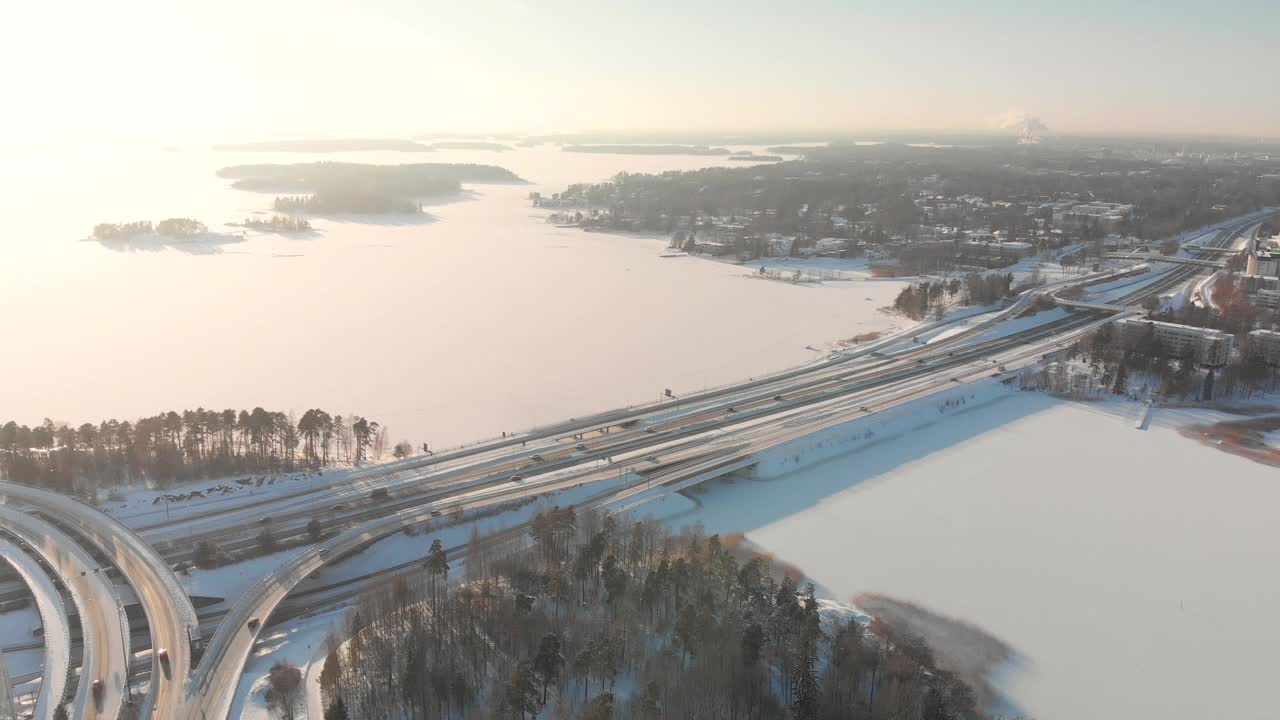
[749, 378, 1013, 480]
[677, 390, 1280, 720]
[226, 606, 346, 720]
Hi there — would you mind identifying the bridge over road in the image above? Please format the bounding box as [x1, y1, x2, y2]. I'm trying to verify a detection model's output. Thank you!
[1103, 253, 1226, 269]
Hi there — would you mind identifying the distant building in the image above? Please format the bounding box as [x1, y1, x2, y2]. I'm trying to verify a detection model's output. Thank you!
[765, 234, 795, 257]
[1246, 329, 1280, 366]
[1244, 236, 1280, 277]
[814, 237, 849, 257]
[1113, 318, 1234, 367]
[1240, 274, 1280, 308]
[1052, 202, 1135, 231]
[960, 239, 1035, 259]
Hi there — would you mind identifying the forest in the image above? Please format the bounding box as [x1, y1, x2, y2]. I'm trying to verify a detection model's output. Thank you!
[0, 407, 382, 497]
[547, 143, 1279, 243]
[311, 510, 979, 720]
[215, 162, 521, 215]
[892, 273, 1017, 320]
[273, 192, 423, 215]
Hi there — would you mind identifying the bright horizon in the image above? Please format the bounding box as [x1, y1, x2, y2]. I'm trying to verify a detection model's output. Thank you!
[6, 0, 1279, 144]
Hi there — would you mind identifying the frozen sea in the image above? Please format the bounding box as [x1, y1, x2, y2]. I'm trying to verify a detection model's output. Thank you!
[0, 141, 906, 447]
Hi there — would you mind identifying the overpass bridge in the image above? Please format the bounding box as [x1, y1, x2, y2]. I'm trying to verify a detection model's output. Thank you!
[1103, 253, 1226, 269]
[1179, 244, 1242, 255]
[1053, 297, 1143, 313]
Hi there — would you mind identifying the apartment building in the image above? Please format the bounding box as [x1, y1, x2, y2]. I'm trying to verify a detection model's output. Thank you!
[1113, 318, 1234, 366]
[1246, 329, 1280, 366]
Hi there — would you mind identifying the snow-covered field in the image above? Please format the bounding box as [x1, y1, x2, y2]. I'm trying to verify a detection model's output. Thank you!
[674, 389, 1280, 720]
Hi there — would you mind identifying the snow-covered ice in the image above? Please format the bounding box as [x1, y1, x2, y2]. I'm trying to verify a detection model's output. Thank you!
[673, 390, 1280, 720]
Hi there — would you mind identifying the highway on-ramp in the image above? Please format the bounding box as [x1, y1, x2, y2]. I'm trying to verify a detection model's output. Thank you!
[0, 536, 70, 720]
[0, 482, 197, 720]
[0, 505, 129, 720]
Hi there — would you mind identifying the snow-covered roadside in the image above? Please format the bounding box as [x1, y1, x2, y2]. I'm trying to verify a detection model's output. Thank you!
[227, 607, 346, 720]
[671, 391, 1280, 720]
[103, 468, 345, 526]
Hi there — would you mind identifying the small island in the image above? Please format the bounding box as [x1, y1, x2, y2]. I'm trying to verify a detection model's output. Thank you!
[728, 152, 783, 162]
[765, 144, 828, 155]
[88, 218, 244, 253]
[427, 141, 512, 152]
[93, 217, 208, 240]
[213, 138, 433, 153]
[237, 215, 313, 232]
[216, 162, 522, 215]
[273, 192, 423, 215]
[561, 144, 732, 155]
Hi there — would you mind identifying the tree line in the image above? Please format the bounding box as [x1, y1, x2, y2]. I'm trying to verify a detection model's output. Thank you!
[0, 407, 382, 497]
[315, 509, 978, 720]
[893, 273, 1016, 320]
[92, 217, 208, 240]
[243, 214, 313, 231]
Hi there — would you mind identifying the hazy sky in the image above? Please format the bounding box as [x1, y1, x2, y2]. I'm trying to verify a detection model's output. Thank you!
[6, 0, 1278, 142]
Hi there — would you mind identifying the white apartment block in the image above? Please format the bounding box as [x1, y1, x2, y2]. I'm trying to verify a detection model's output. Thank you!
[1113, 318, 1234, 366]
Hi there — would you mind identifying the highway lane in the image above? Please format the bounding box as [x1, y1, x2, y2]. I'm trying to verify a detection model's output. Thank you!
[110, 231, 1253, 552]
[0, 536, 70, 720]
[0, 482, 197, 720]
[224, 220, 1264, 607]
[0, 506, 128, 720]
[118, 264, 1164, 566]
[141, 282, 1112, 558]
[131, 266, 1117, 544]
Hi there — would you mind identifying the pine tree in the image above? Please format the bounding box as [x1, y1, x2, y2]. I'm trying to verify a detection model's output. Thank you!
[323, 697, 349, 720]
[741, 621, 764, 666]
[532, 633, 565, 705]
[504, 661, 540, 719]
[1112, 357, 1129, 395]
[583, 691, 615, 720]
[791, 631, 820, 720]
